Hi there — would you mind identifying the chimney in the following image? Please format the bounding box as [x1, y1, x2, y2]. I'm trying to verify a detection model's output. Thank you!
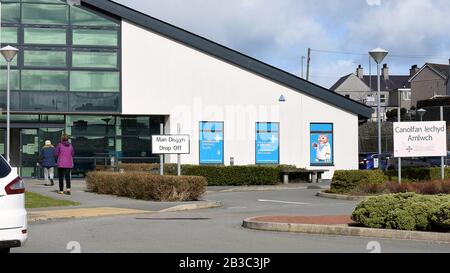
[356, 64, 364, 79]
[410, 65, 419, 77]
[382, 64, 389, 80]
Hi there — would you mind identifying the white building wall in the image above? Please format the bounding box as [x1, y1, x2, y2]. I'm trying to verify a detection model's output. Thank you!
[121, 20, 359, 178]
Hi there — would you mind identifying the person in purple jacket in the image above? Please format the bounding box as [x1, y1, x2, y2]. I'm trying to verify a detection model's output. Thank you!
[54, 134, 75, 195]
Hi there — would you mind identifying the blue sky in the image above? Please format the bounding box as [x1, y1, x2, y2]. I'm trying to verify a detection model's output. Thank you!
[115, 0, 450, 88]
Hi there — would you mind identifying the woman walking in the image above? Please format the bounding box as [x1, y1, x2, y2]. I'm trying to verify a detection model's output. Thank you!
[40, 140, 56, 186]
[54, 134, 75, 195]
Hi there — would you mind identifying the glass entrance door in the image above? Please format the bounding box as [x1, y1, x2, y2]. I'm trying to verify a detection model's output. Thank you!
[20, 129, 39, 178]
[20, 128, 64, 178]
[39, 128, 64, 149]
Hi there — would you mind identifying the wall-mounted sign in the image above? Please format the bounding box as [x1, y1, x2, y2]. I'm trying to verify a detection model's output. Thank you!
[310, 123, 334, 166]
[199, 121, 223, 164]
[255, 122, 279, 164]
[393, 121, 447, 158]
[152, 135, 190, 154]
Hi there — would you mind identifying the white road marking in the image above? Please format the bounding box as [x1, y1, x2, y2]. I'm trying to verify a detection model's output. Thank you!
[257, 199, 310, 205]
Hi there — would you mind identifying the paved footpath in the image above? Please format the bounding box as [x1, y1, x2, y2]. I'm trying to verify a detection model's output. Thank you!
[25, 179, 221, 221]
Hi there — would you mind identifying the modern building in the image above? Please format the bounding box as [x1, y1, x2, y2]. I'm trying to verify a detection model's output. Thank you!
[409, 61, 450, 108]
[0, 0, 371, 179]
[331, 64, 413, 121]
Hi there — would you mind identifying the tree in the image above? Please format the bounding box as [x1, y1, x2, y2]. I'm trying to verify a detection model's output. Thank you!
[386, 108, 408, 122]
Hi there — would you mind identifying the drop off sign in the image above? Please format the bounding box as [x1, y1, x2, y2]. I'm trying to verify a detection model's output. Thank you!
[393, 121, 447, 158]
[152, 135, 190, 154]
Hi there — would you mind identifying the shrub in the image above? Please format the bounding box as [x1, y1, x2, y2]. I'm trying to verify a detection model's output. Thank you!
[351, 193, 450, 231]
[118, 164, 297, 186]
[385, 167, 450, 182]
[330, 170, 386, 194]
[354, 180, 450, 195]
[86, 171, 207, 201]
[429, 203, 450, 231]
[182, 165, 297, 186]
[118, 163, 178, 175]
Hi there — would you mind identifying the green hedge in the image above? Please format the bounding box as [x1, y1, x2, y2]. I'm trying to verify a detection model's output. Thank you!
[330, 170, 386, 194]
[86, 171, 206, 201]
[118, 164, 298, 186]
[385, 167, 450, 182]
[351, 193, 450, 231]
[429, 202, 450, 231]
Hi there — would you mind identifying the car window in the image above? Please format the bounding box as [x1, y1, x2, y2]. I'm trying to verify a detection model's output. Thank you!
[0, 155, 12, 178]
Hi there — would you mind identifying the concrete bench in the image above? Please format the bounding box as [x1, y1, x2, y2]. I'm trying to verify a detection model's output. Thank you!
[281, 169, 328, 184]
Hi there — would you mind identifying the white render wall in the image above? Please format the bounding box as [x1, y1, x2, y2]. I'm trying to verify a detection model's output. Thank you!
[121, 20, 359, 178]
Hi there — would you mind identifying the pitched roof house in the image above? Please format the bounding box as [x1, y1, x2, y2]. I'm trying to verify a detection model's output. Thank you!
[331, 64, 414, 120]
[409, 61, 450, 107]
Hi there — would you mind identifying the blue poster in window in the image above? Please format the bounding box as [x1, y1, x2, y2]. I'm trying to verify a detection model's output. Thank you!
[199, 121, 224, 164]
[256, 122, 279, 164]
[310, 123, 333, 166]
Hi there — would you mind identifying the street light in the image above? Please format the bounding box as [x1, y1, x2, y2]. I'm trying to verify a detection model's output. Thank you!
[369, 47, 388, 169]
[417, 108, 427, 121]
[0, 45, 19, 163]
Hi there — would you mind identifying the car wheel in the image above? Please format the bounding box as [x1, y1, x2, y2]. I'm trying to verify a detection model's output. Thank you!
[0, 248, 10, 254]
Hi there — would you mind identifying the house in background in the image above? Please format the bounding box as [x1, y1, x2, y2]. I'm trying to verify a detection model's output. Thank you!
[331, 64, 413, 121]
[409, 61, 450, 108]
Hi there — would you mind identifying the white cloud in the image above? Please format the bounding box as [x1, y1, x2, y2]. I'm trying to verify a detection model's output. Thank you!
[114, 0, 450, 87]
[366, 0, 382, 6]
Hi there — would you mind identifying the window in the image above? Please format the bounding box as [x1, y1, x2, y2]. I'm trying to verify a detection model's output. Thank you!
[21, 92, 68, 112]
[403, 91, 411, 101]
[24, 50, 66, 67]
[66, 115, 116, 157]
[0, 70, 20, 90]
[310, 123, 334, 166]
[70, 6, 118, 27]
[380, 94, 386, 104]
[70, 71, 119, 92]
[255, 122, 279, 164]
[69, 92, 119, 112]
[22, 4, 68, 25]
[21, 70, 68, 91]
[1, 3, 20, 24]
[22, 0, 66, 3]
[199, 121, 224, 164]
[72, 51, 117, 68]
[0, 91, 20, 110]
[1, 27, 18, 44]
[24, 28, 67, 45]
[72, 29, 118, 46]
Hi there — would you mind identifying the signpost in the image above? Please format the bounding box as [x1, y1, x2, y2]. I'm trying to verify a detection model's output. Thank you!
[152, 133, 190, 176]
[393, 121, 447, 158]
[393, 121, 447, 183]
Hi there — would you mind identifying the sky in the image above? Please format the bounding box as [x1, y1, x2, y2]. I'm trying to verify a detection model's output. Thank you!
[115, 0, 450, 88]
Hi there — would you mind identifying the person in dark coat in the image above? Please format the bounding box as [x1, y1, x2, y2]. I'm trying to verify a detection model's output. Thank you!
[40, 140, 56, 186]
[54, 134, 75, 195]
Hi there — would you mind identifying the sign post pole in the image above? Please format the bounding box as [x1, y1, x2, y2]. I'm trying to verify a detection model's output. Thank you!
[441, 106, 445, 180]
[177, 123, 181, 176]
[160, 123, 164, 176]
[397, 90, 402, 184]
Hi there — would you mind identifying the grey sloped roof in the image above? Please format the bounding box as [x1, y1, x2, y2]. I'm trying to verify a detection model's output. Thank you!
[362, 75, 411, 91]
[330, 74, 352, 91]
[427, 63, 449, 78]
[82, 0, 372, 119]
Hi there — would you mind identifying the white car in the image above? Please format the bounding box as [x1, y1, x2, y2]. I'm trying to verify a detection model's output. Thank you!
[0, 155, 27, 253]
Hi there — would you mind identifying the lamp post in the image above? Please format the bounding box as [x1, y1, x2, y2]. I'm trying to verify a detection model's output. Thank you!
[369, 48, 388, 169]
[0, 45, 19, 163]
[417, 108, 427, 122]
